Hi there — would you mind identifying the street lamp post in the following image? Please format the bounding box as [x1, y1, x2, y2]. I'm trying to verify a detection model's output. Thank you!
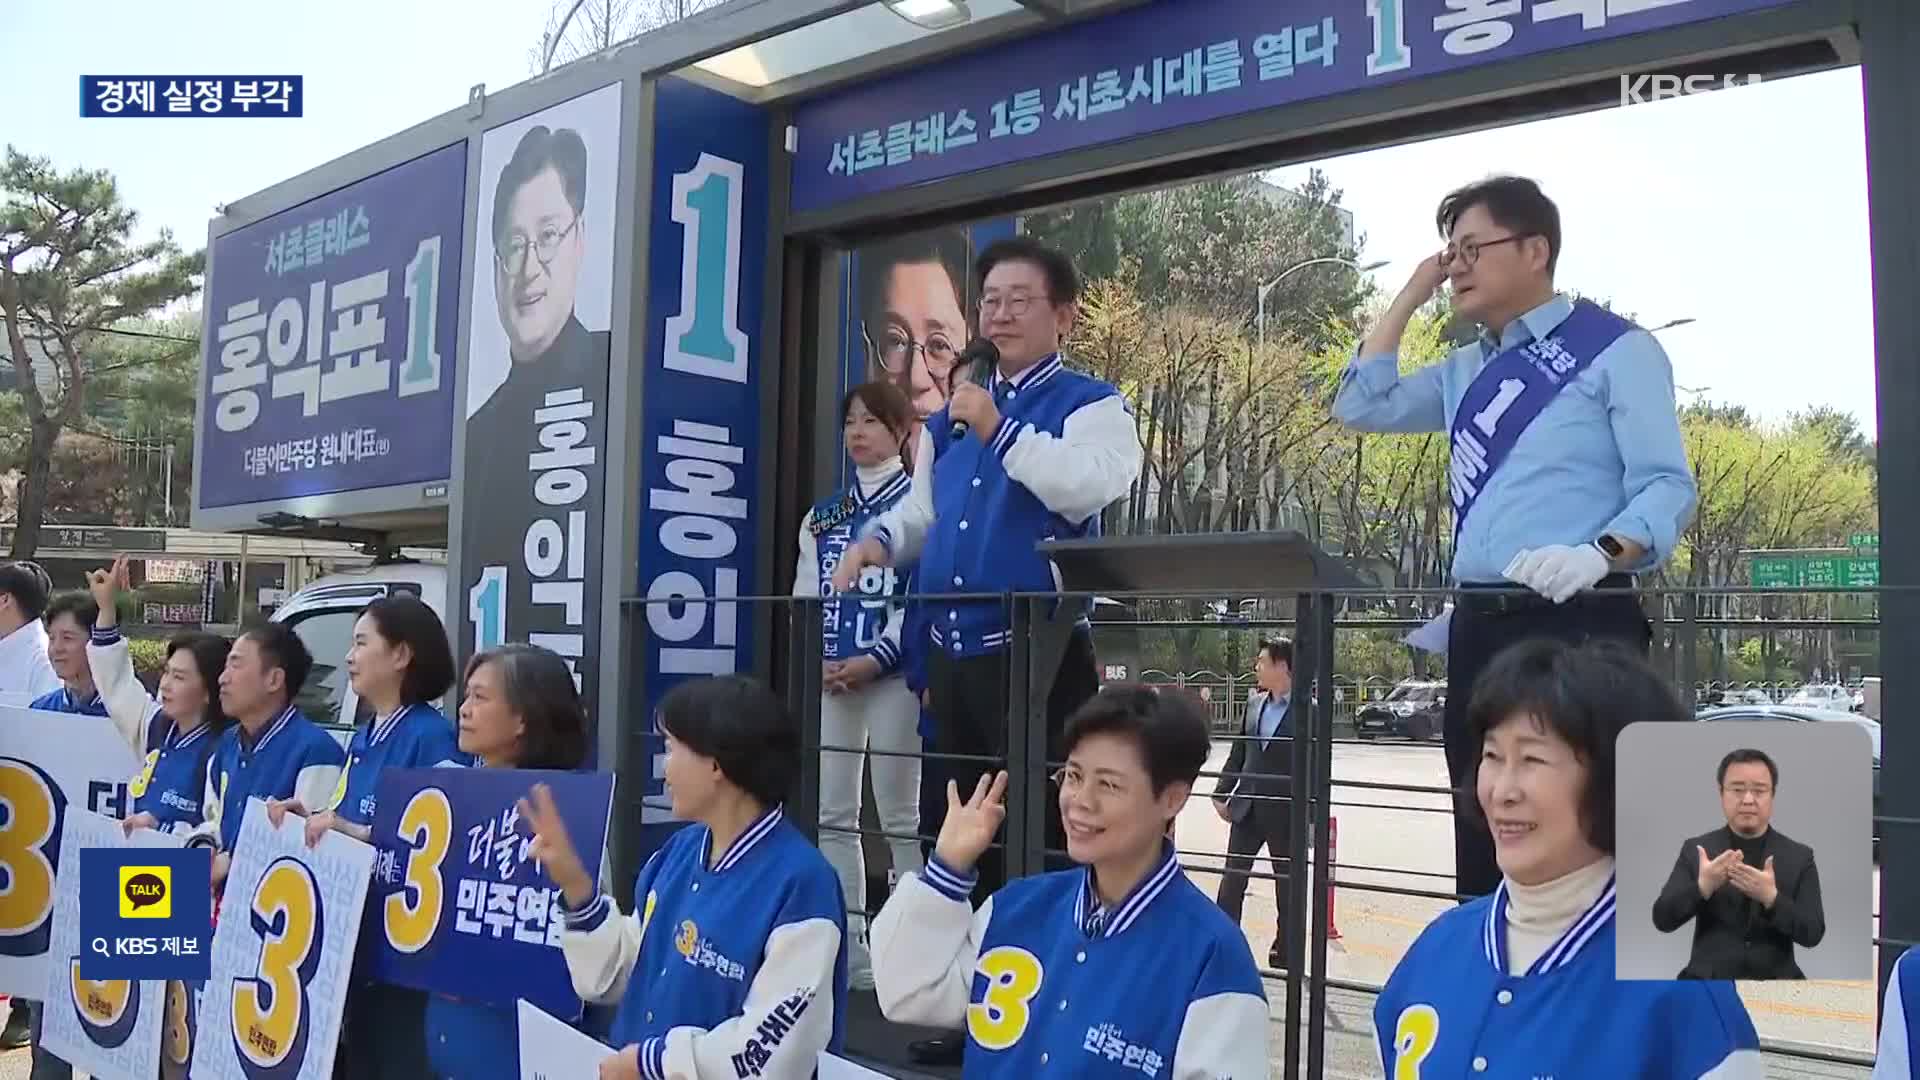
[1256, 257, 1389, 353]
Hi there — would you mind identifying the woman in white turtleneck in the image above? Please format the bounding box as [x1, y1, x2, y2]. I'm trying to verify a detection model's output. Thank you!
[794, 380, 926, 990]
[1375, 638, 1766, 1080]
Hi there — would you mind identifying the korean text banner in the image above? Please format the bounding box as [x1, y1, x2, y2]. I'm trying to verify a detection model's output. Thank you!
[198, 140, 467, 509]
[40, 811, 183, 1080]
[0, 706, 142, 996]
[789, 0, 1796, 213]
[361, 767, 614, 1017]
[637, 76, 770, 835]
[190, 799, 372, 1080]
[457, 82, 622, 759]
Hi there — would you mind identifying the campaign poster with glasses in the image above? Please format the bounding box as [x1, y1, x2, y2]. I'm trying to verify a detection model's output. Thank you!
[836, 218, 1017, 477]
[456, 82, 621, 741]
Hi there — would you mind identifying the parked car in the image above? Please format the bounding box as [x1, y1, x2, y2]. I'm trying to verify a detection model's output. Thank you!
[1695, 705, 1882, 859]
[1782, 684, 1854, 711]
[269, 560, 448, 748]
[1356, 680, 1445, 742]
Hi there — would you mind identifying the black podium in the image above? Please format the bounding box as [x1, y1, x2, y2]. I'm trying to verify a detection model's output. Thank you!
[1032, 530, 1366, 1080]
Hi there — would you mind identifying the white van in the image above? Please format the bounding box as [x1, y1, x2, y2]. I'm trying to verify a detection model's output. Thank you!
[268, 560, 448, 746]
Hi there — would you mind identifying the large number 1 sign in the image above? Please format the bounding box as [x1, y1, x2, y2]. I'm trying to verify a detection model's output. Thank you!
[664, 153, 749, 384]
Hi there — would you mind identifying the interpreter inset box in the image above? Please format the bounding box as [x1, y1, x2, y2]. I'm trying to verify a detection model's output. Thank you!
[1615, 718, 1873, 981]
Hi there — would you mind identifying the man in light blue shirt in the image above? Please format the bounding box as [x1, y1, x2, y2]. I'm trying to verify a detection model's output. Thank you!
[1333, 175, 1696, 900]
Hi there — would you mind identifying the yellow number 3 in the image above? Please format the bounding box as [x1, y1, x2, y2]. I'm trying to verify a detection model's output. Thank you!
[1393, 1004, 1441, 1080]
[0, 759, 59, 948]
[385, 787, 452, 953]
[967, 946, 1045, 1052]
[233, 857, 324, 1076]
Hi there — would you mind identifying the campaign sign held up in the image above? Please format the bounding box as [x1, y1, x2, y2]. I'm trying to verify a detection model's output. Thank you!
[364, 767, 614, 1017]
[79, 842, 213, 980]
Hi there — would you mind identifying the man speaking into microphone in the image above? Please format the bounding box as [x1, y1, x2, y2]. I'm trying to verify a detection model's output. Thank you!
[834, 235, 1141, 901]
[1332, 176, 1696, 902]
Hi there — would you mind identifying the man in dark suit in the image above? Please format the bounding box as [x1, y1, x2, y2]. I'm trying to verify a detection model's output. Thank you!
[1652, 747, 1826, 980]
[1212, 637, 1296, 970]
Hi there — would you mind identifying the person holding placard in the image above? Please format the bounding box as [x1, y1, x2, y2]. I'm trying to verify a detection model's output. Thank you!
[187, 623, 345, 895]
[1373, 640, 1761, 1079]
[266, 595, 463, 1080]
[422, 642, 600, 1080]
[525, 674, 850, 1080]
[869, 684, 1270, 1079]
[86, 556, 232, 837]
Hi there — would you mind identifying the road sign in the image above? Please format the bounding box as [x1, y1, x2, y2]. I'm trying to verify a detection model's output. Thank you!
[1849, 531, 1880, 552]
[1747, 552, 1880, 589]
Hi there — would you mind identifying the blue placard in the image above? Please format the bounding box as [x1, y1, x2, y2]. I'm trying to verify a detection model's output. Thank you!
[790, 0, 1796, 213]
[362, 768, 614, 1017]
[197, 140, 466, 509]
[80, 76, 303, 118]
[77, 847, 213, 981]
[634, 77, 770, 848]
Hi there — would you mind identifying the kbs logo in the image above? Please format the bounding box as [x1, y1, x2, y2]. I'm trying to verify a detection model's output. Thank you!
[1620, 74, 1763, 106]
[120, 866, 171, 919]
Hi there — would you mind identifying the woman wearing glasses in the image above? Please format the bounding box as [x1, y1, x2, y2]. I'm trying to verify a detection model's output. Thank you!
[870, 684, 1269, 1078]
[794, 379, 925, 991]
[1375, 639, 1762, 1079]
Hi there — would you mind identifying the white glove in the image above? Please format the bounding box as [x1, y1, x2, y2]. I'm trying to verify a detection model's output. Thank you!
[1503, 544, 1611, 605]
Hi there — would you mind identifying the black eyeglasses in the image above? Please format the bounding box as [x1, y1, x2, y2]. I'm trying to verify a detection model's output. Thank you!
[1443, 234, 1530, 267]
[863, 321, 958, 379]
[496, 217, 580, 276]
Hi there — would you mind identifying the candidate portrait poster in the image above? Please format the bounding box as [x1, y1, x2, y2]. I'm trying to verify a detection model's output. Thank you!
[361, 767, 613, 1018]
[0, 705, 141, 994]
[456, 82, 622, 756]
[40, 810, 181, 1080]
[190, 799, 372, 1080]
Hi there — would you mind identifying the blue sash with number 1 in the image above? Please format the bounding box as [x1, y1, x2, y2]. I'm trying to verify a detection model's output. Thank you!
[1448, 299, 1634, 541]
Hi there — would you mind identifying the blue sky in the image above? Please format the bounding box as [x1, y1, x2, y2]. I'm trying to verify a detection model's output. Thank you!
[3, 3, 1877, 437]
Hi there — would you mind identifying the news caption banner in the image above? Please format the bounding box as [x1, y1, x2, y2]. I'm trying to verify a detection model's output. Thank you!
[197, 138, 466, 512]
[43, 811, 206, 1080]
[788, 0, 1798, 214]
[363, 768, 615, 1018]
[80, 76, 303, 118]
[0, 705, 141, 996]
[190, 799, 374, 1080]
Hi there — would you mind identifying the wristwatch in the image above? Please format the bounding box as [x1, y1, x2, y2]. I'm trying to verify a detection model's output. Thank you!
[1592, 535, 1626, 562]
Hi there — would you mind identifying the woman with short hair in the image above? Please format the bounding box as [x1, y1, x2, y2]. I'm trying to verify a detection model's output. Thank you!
[1374, 638, 1763, 1079]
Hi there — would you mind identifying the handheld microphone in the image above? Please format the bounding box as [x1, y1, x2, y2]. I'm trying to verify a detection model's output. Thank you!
[949, 339, 1001, 440]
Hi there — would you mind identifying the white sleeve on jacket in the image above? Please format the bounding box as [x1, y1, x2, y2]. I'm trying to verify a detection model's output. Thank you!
[560, 892, 646, 1005]
[998, 394, 1142, 525]
[861, 427, 937, 566]
[187, 767, 223, 847]
[651, 917, 843, 1080]
[86, 633, 160, 756]
[1173, 993, 1272, 1079]
[295, 762, 342, 818]
[794, 516, 820, 599]
[1875, 953, 1912, 1079]
[870, 867, 994, 1031]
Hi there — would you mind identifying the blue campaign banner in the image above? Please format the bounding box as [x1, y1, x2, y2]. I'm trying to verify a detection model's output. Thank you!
[790, 0, 1795, 213]
[198, 140, 467, 509]
[635, 76, 771, 843]
[362, 767, 613, 1017]
[77, 846, 214, 982]
[81, 76, 302, 118]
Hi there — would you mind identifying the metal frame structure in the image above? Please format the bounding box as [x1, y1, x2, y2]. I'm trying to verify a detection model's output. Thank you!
[188, 0, 1920, 1069]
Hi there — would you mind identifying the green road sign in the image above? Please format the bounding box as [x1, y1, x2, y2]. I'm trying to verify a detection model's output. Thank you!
[1747, 552, 1880, 589]
[1750, 557, 1799, 588]
[1849, 531, 1880, 553]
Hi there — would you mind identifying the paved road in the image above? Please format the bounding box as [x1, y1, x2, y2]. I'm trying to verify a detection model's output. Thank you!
[1175, 739, 1880, 1076]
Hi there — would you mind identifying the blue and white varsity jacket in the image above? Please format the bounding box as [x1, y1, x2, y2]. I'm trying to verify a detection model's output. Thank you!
[871, 843, 1270, 1078]
[864, 353, 1141, 660]
[794, 456, 915, 677]
[87, 626, 217, 833]
[558, 806, 850, 1079]
[327, 702, 465, 826]
[190, 705, 345, 853]
[1874, 947, 1920, 1078]
[1375, 872, 1763, 1079]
